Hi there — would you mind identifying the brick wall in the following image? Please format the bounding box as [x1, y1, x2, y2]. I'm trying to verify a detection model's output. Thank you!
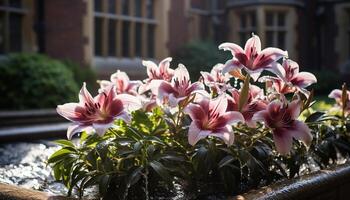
[168, 0, 189, 54]
[44, 0, 87, 66]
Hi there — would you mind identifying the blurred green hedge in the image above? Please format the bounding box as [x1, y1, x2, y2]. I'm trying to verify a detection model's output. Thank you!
[172, 40, 230, 81]
[309, 70, 345, 95]
[0, 53, 95, 110]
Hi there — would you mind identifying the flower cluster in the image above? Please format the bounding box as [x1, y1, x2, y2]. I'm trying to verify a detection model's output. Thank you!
[52, 34, 350, 199]
[57, 34, 317, 155]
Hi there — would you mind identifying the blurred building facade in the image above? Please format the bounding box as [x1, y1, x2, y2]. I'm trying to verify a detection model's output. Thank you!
[0, 0, 350, 77]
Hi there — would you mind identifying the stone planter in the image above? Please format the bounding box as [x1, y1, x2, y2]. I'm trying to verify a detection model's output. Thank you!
[234, 163, 350, 200]
[0, 183, 76, 200]
[1, 163, 350, 200]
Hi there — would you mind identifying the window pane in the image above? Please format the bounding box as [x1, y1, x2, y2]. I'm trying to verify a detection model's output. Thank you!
[9, 13, 22, 52]
[94, 0, 102, 12]
[348, 31, 350, 58]
[108, 0, 116, 14]
[122, 21, 130, 57]
[94, 17, 103, 56]
[240, 14, 246, 28]
[239, 32, 246, 47]
[266, 31, 274, 47]
[146, 0, 154, 19]
[278, 13, 285, 27]
[277, 31, 285, 49]
[135, 23, 142, 57]
[108, 20, 116, 56]
[250, 12, 256, 28]
[122, 0, 129, 15]
[266, 12, 274, 26]
[0, 12, 5, 53]
[147, 25, 155, 58]
[9, 0, 21, 8]
[134, 0, 142, 17]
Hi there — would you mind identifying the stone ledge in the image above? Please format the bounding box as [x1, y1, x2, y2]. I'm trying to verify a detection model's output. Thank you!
[234, 162, 350, 200]
[0, 183, 77, 200]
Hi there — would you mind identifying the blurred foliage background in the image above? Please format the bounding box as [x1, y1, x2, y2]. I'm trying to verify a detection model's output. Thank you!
[0, 53, 97, 110]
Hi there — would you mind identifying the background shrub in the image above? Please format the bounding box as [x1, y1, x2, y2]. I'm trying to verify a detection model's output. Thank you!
[63, 60, 98, 92]
[0, 53, 79, 110]
[309, 69, 345, 95]
[172, 40, 230, 80]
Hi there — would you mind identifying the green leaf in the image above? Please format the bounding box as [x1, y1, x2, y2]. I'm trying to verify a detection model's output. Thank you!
[48, 148, 74, 163]
[98, 175, 111, 196]
[52, 163, 63, 180]
[238, 74, 250, 111]
[126, 127, 143, 140]
[160, 155, 185, 162]
[144, 136, 165, 145]
[127, 166, 144, 186]
[133, 141, 142, 152]
[80, 131, 89, 142]
[149, 161, 172, 183]
[54, 139, 75, 148]
[146, 145, 156, 157]
[305, 112, 325, 123]
[218, 155, 234, 168]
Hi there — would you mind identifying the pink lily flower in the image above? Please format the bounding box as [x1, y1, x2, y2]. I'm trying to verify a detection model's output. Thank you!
[253, 99, 313, 155]
[329, 89, 350, 112]
[57, 83, 141, 139]
[184, 95, 244, 146]
[259, 59, 317, 97]
[219, 34, 287, 81]
[227, 85, 268, 127]
[200, 64, 231, 93]
[99, 70, 141, 96]
[139, 57, 174, 93]
[153, 64, 205, 107]
[139, 95, 158, 112]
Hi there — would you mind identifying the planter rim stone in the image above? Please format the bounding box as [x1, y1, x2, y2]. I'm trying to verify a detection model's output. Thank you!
[234, 162, 350, 200]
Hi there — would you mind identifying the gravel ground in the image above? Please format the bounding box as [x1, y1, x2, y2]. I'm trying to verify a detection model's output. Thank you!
[0, 141, 69, 195]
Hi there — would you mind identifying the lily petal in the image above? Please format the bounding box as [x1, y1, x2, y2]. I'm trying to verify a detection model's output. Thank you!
[188, 121, 211, 146]
[56, 103, 87, 122]
[287, 100, 301, 120]
[93, 122, 113, 136]
[209, 95, 228, 116]
[291, 72, 317, 88]
[143, 60, 159, 79]
[253, 48, 287, 68]
[159, 57, 173, 75]
[222, 59, 244, 74]
[328, 89, 342, 99]
[290, 121, 313, 148]
[173, 64, 190, 85]
[212, 125, 235, 146]
[245, 34, 261, 58]
[67, 124, 93, 140]
[220, 111, 245, 125]
[184, 103, 208, 122]
[115, 94, 142, 111]
[219, 42, 245, 55]
[273, 129, 293, 155]
[79, 83, 95, 105]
